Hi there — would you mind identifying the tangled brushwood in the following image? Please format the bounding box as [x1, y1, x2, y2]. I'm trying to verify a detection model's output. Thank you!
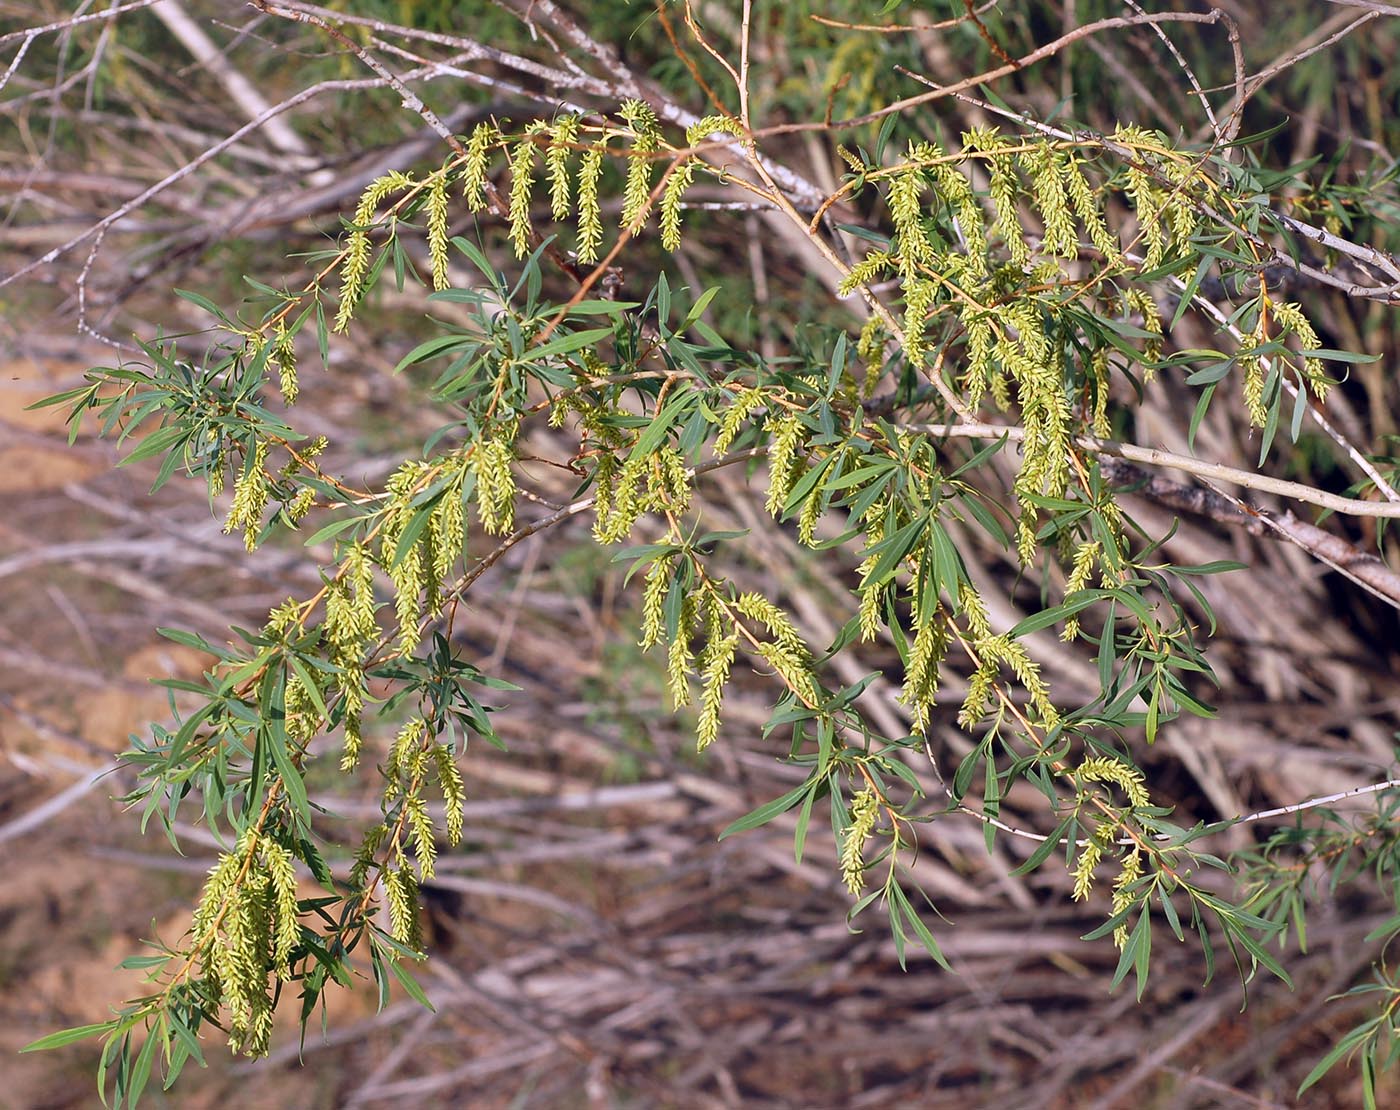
[16, 2, 1400, 1105]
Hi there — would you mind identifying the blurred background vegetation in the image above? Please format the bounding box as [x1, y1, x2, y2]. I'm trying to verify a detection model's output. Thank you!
[3, 1, 1400, 1105]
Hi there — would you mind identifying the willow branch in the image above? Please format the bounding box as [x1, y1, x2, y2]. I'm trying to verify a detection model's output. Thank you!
[901, 422, 1400, 518]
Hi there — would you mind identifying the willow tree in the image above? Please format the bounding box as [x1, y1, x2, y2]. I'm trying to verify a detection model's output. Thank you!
[16, 1, 1400, 1104]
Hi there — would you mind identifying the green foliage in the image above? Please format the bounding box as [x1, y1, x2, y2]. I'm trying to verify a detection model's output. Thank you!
[19, 3, 1400, 1104]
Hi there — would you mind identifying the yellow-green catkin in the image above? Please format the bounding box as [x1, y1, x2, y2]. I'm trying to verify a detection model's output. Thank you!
[383, 865, 421, 950]
[664, 117, 744, 251]
[900, 276, 939, 370]
[901, 609, 950, 733]
[965, 128, 1030, 271]
[593, 454, 649, 544]
[889, 149, 934, 279]
[1077, 754, 1149, 808]
[764, 414, 805, 517]
[1062, 152, 1119, 260]
[958, 581, 993, 643]
[1025, 144, 1076, 259]
[1111, 849, 1144, 948]
[508, 122, 548, 258]
[1089, 348, 1112, 436]
[737, 592, 818, 705]
[696, 596, 739, 751]
[473, 432, 517, 535]
[1159, 158, 1200, 252]
[273, 322, 297, 403]
[1072, 821, 1113, 901]
[639, 558, 669, 651]
[576, 144, 605, 264]
[856, 503, 889, 642]
[327, 543, 377, 770]
[961, 307, 996, 411]
[406, 792, 437, 880]
[666, 593, 697, 708]
[841, 787, 879, 895]
[1239, 326, 1267, 428]
[224, 439, 271, 551]
[1270, 300, 1330, 400]
[1061, 540, 1102, 642]
[838, 250, 895, 298]
[797, 477, 825, 547]
[1123, 288, 1162, 378]
[1115, 126, 1166, 270]
[931, 155, 989, 280]
[261, 839, 300, 975]
[432, 743, 466, 846]
[858, 316, 887, 396]
[431, 462, 468, 584]
[957, 660, 998, 728]
[337, 170, 414, 332]
[647, 446, 692, 514]
[462, 122, 496, 212]
[619, 100, 660, 233]
[426, 167, 451, 291]
[546, 114, 579, 221]
[380, 461, 433, 656]
[714, 387, 767, 456]
[660, 156, 696, 251]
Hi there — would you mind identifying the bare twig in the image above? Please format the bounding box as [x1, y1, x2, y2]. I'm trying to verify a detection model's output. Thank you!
[901, 422, 1400, 519]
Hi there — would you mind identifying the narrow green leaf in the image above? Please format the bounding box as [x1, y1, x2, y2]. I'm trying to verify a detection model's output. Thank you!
[526, 326, 614, 362]
[21, 1022, 117, 1053]
[719, 780, 815, 840]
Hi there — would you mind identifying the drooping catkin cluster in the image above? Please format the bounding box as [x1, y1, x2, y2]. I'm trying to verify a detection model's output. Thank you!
[1077, 754, 1150, 808]
[224, 438, 271, 551]
[362, 714, 468, 947]
[1246, 299, 1332, 426]
[1110, 124, 1204, 272]
[696, 593, 739, 751]
[325, 542, 378, 770]
[337, 169, 415, 332]
[373, 454, 472, 661]
[957, 615, 1060, 734]
[763, 413, 806, 517]
[508, 121, 548, 258]
[190, 830, 301, 1055]
[336, 103, 742, 308]
[841, 786, 880, 895]
[736, 591, 819, 706]
[1070, 757, 1150, 947]
[618, 99, 661, 233]
[835, 128, 1243, 570]
[662, 116, 745, 250]
[382, 717, 462, 882]
[379, 461, 434, 656]
[426, 165, 451, 291]
[591, 445, 692, 544]
[900, 606, 951, 734]
[472, 429, 518, 535]
[272, 321, 298, 403]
